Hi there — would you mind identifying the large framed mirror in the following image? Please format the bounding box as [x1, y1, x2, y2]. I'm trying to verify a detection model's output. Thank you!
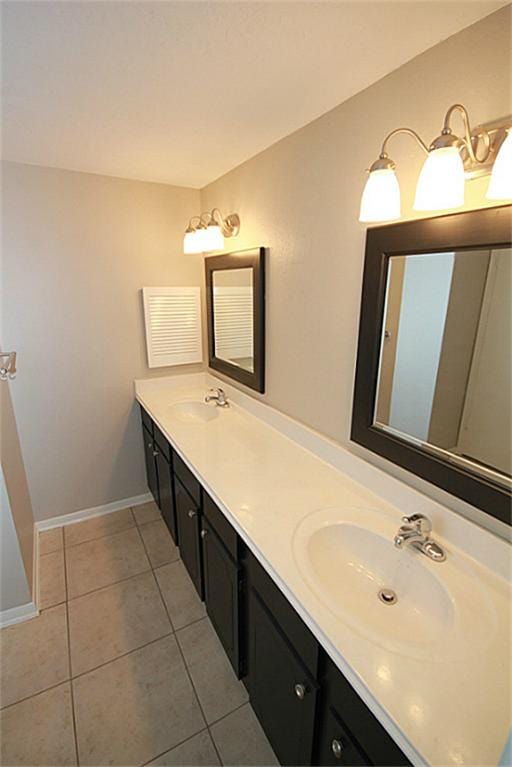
[205, 247, 265, 392]
[352, 205, 511, 525]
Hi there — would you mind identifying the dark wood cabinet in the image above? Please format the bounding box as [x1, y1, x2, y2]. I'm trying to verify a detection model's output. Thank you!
[175, 477, 203, 598]
[138, 406, 412, 767]
[142, 424, 159, 505]
[201, 518, 241, 676]
[154, 449, 177, 543]
[248, 589, 318, 766]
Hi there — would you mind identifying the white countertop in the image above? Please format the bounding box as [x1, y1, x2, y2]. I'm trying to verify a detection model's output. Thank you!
[135, 373, 511, 767]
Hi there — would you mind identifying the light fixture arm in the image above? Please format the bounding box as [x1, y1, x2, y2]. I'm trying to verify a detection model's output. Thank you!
[380, 127, 429, 159]
[206, 208, 240, 238]
[442, 103, 491, 164]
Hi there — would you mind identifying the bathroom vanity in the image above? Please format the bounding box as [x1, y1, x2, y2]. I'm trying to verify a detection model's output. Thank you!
[136, 374, 510, 767]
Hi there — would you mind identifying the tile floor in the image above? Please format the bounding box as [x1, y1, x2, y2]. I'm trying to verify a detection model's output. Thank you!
[0, 502, 279, 767]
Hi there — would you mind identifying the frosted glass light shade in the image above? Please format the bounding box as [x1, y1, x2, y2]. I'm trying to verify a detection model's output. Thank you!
[204, 223, 225, 251]
[195, 227, 210, 252]
[359, 169, 401, 222]
[414, 146, 465, 211]
[184, 229, 202, 254]
[486, 130, 512, 200]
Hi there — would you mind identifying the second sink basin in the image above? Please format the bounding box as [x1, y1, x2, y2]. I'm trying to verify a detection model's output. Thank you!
[293, 507, 495, 660]
[168, 401, 219, 423]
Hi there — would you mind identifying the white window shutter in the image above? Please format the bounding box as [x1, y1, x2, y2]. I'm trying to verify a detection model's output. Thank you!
[142, 287, 202, 368]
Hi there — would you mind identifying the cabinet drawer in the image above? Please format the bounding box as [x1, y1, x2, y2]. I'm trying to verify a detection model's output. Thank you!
[203, 492, 239, 562]
[173, 452, 201, 506]
[140, 406, 153, 435]
[321, 654, 410, 766]
[153, 424, 172, 463]
[246, 550, 319, 677]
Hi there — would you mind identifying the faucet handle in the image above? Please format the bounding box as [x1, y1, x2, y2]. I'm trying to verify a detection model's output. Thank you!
[401, 513, 431, 534]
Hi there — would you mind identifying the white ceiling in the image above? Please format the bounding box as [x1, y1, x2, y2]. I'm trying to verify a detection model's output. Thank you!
[2, 1, 505, 188]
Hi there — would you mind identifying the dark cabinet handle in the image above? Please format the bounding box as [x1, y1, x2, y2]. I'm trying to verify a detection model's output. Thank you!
[201, 529, 208, 539]
[188, 509, 197, 519]
[153, 450, 159, 457]
[147, 442, 153, 449]
[331, 739, 344, 759]
[294, 683, 307, 700]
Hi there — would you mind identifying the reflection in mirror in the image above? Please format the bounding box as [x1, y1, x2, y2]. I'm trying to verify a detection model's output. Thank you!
[212, 268, 254, 372]
[375, 247, 511, 486]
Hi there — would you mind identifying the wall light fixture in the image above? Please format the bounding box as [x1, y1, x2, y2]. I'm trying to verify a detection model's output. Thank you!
[183, 209, 240, 254]
[359, 104, 512, 223]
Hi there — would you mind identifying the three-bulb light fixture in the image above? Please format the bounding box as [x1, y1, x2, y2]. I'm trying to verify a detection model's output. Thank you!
[183, 208, 240, 254]
[359, 103, 512, 222]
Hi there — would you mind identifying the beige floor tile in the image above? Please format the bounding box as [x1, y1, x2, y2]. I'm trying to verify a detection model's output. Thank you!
[147, 730, 220, 766]
[66, 527, 150, 599]
[139, 519, 179, 568]
[177, 618, 248, 724]
[69, 571, 172, 676]
[132, 500, 161, 527]
[39, 549, 66, 609]
[210, 703, 279, 766]
[64, 507, 134, 547]
[39, 527, 64, 555]
[0, 604, 70, 709]
[0, 683, 77, 766]
[155, 560, 206, 630]
[73, 634, 205, 767]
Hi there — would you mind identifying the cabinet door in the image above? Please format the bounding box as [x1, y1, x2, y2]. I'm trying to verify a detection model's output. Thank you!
[315, 705, 370, 766]
[175, 478, 203, 598]
[155, 450, 177, 543]
[202, 520, 241, 676]
[248, 590, 317, 766]
[142, 425, 159, 505]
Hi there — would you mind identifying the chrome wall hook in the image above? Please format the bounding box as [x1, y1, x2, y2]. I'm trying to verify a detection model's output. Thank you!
[0, 351, 17, 381]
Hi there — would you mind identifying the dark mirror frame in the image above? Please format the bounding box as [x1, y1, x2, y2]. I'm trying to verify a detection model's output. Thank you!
[351, 205, 512, 526]
[205, 247, 266, 393]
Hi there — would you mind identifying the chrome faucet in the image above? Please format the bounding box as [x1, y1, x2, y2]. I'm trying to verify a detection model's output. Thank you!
[205, 387, 229, 407]
[394, 514, 446, 562]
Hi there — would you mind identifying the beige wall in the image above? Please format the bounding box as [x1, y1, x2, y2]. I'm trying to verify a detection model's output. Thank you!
[201, 7, 511, 526]
[2, 163, 202, 521]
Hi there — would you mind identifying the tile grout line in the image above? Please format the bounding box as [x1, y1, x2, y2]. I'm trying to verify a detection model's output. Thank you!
[62, 541, 80, 767]
[139, 519, 226, 766]
[138, 519, 215, 761]
[4, 540, 184, 708]
[207, 699, 249, 729]
[66, 565, 155, 602]
[71, 631, 176, 681]
[62, 507, 163, 552]
[37, 509, 241, 767]
[139, 727, 212, 767]
[63, 521, 137, 551]
[0, 678, 72, 712]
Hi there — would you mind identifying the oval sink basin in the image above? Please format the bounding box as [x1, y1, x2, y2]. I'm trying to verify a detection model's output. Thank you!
[293, 507, 495, 659]
[168, 401, 219, 423]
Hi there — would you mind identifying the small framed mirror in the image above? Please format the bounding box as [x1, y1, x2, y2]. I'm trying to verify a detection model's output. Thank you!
[352, 205, 511, 525]
[205, 247, 265, 392]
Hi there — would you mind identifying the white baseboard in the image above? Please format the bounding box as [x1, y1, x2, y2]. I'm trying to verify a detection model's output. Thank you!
[35, 492, 152, 532]
[0, 601, 39, 629]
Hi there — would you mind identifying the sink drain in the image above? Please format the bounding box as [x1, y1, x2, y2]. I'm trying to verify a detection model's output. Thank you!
[378, 588, 397, 605]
